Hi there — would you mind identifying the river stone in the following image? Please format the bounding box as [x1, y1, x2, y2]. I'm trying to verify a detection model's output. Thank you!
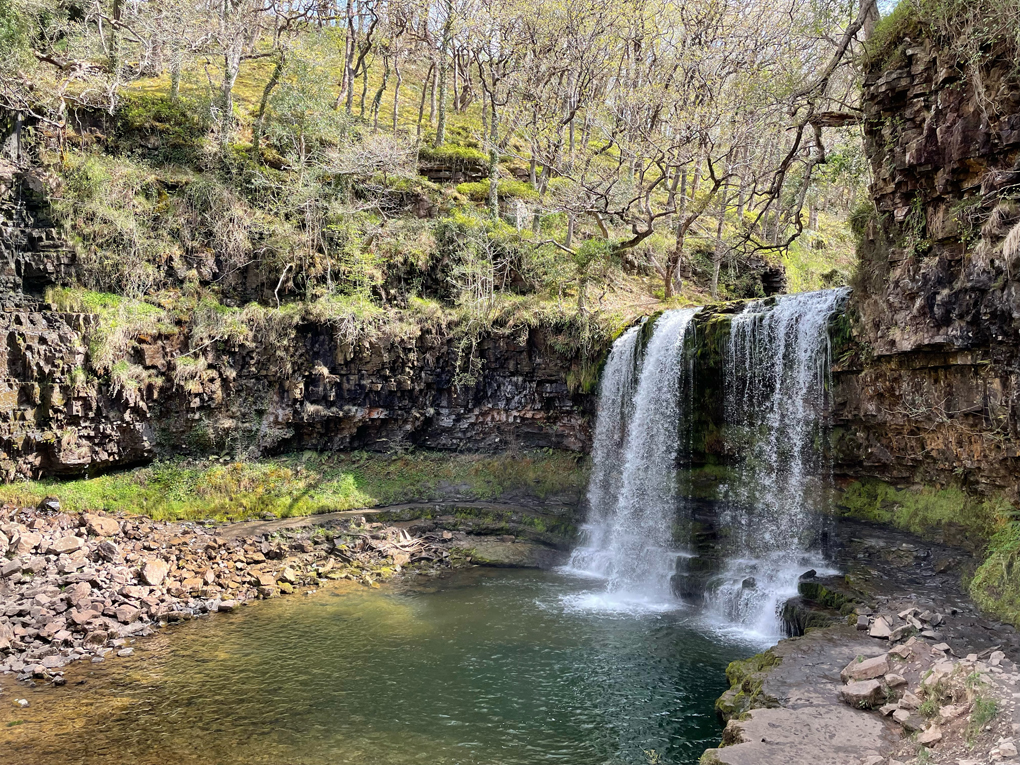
[868, 617, 892, 639]
[97, 540, 121, 561]
[840, 654, 889, 683]
[48, 535, 84, 555]
[15, 531, 42, 555]
[115, 605, 141, 624]
[140, 559, 169, 586]
[84, 514, 120, 537]
[855, 615, 869, 630]
[840, 679, 886, 708]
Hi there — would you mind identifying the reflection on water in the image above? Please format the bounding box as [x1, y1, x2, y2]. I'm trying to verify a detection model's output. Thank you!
[0, 568, 754, 765]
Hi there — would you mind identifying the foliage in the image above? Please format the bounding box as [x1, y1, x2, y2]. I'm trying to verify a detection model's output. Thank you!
[837, 479, 1004, 547]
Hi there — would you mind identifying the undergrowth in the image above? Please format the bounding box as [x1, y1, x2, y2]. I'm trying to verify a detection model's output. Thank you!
[0, 450, 588, 523]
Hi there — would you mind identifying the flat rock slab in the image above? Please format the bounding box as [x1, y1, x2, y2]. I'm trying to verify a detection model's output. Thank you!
[704, 625, 896, 764]
[706, 703, 892, 765]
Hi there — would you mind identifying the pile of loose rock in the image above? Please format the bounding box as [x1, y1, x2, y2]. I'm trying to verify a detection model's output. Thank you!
[1, 502, 452, 686]
[842, 604, 1020, 764]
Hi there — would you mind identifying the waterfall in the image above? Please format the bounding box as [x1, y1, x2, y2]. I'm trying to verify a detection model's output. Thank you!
[705, 288, 849, 635]
[566, 308, 700, 608]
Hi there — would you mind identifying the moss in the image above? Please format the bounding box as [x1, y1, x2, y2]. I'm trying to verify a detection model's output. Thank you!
[970, 520, 1020, 625]
[714, 649, 782, 721]
[837, 479, 1003, 549]
[863, 1, 922, 70]
[417, 145, 488, 165]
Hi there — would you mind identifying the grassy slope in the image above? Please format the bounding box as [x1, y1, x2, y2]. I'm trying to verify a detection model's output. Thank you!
[0, 451, 587, 523]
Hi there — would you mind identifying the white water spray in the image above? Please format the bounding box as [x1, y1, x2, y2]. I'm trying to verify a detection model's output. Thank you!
[705, 288, 849, 635]
[566, 308, 700, 608]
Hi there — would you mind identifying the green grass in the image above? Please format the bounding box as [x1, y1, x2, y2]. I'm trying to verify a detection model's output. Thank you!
[837, 479, 1005, 547]
[0, 451, 588, 523]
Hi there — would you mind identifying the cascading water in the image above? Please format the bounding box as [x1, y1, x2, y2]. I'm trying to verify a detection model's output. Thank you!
[704, 288, 850, 636]
[566, 308, 700, 609]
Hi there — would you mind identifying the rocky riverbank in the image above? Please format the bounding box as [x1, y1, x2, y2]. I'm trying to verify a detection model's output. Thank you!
[702, 520, 1020, 765]
[0, 501, 470, 686]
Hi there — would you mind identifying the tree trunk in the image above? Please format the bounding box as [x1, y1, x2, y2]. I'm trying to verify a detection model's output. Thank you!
[170, 59, 182, 101]
[371, 54, 390, 131]
[429, 63, 437, 126]
[487, 93, 499, 218]
[343, 0, 356, 113]
[416, 63, 433, 139]
[359, 63, 369, 118]
[253, 52, 285, 163]
[711, 188, 730, 300]
[435, 1, 453, 147]
[392, 53, 402, 134]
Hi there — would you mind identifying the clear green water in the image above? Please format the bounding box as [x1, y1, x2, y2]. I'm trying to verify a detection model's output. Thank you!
[3, 568, 754, 765]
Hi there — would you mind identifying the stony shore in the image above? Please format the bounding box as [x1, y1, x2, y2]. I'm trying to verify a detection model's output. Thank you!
[702, 521, 1020, 765]
[0, 501, 461, 685]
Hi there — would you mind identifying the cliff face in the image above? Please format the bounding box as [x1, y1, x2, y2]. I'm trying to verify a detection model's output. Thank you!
[832, 37, 1020, 494]
[0, 299, 592, 479]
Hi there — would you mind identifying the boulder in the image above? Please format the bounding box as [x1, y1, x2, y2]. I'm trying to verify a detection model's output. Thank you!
[14, 531, 42, 555]
[868, 616, 892, 639]
[140, 559, 169, 586]
[97, 540, 121, 561]
[84, 514, 120, 537]
[115, 605, 141, 624]
[840, 654, 890, 683]
[884, 673, 907, 687]
[47, 535, 84, 555]
[840, 680, 886, 709]
[38, 496, 61, 512]
[65, 581, 92, 607]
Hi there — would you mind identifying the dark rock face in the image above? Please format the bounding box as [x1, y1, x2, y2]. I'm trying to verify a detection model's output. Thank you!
[0, 307, 593, 479]
[833, 40, 1020, 493]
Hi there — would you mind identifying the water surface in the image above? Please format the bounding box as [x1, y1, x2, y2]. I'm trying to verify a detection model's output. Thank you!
[1, 568, 752, 765]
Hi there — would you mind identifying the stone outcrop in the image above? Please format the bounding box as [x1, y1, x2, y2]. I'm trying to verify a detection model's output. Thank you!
[832, 36, 1020, 493]
[0, 308, 592, 479]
